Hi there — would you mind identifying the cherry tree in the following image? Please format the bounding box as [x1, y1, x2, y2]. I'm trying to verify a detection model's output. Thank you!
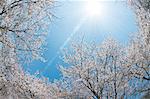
[0, 0, 55, 98]
[97, 37, 131, 99]
[126, 0, 150, 93]
[59, 40, 99, 98]
[59, 37, 131, 99]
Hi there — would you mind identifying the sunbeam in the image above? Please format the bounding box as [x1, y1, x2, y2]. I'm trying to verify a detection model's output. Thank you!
[42, 17, 87, 72]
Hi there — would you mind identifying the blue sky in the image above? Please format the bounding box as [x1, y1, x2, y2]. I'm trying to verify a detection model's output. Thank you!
[25, 0, 138, 81]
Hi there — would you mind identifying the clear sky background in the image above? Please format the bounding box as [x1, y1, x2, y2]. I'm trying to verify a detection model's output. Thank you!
[24, 0, 138, 81]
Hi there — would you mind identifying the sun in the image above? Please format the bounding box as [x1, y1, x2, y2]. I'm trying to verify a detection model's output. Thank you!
[85, 0, 101, 17]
